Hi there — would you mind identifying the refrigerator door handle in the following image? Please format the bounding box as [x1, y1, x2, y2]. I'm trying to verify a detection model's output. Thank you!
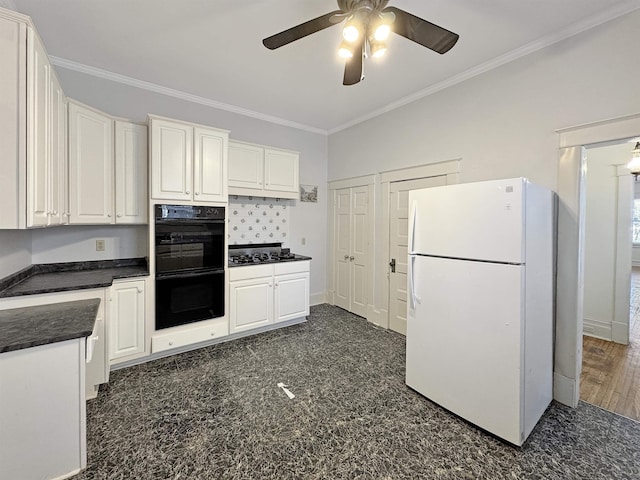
[409, 200, 417, 255]
[409, 255, 417, 311]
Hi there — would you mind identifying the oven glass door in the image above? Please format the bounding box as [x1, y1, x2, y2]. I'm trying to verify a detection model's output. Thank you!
[155, 270, 225, 330]
[155, 222, 224, 274]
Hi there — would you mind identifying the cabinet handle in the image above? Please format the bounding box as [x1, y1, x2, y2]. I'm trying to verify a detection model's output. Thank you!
[349, 256, 355, 261]
[344, 255, 349, 260]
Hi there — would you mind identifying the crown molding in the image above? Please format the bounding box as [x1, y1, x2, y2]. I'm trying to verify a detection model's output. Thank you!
[50, 56, 328, 136]
[328, 0, 640, 134]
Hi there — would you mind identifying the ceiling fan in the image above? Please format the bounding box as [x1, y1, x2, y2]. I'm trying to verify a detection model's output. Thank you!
[263, 0, 459, 86]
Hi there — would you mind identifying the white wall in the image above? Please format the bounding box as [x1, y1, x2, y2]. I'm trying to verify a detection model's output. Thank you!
[54, 67, 328, 300]
[0, 230, 31, 277]
[583, 143, 631, 339]
[31, 225, 148, 264]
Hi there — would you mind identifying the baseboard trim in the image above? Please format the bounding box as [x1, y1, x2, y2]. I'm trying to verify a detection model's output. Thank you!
[310, 292, 327, 306]
[553, 372, 579, 407]
[611, 321, 630, 345]
[582, 317, 612, 341]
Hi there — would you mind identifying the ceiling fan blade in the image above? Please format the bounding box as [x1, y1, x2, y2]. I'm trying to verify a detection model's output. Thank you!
[343, 37, 365, 86]
[263, 10, 344, 50]
[383, 6, 459, 54]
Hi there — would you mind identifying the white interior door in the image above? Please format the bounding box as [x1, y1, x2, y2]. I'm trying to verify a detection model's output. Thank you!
[350, 186, 369, 317]
[389, 176, 447, 334]
[334, 188, 351, 311]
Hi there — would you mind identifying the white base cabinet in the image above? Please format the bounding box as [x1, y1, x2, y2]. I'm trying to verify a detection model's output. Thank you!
[109, 279, 146, 363]
[0, 339, 86, 480]
[229, 261, 310, 334]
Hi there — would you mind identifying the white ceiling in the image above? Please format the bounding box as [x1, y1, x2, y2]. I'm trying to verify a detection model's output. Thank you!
[8, 0, 640, 133]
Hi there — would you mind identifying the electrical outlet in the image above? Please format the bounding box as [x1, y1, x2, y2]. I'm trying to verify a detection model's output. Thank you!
[95, 239, 105, 252]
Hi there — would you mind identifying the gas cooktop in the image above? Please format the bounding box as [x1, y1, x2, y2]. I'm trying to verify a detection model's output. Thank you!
[228, 243, 304, 266]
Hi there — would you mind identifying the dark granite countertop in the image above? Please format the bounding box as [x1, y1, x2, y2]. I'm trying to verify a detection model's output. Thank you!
[0, 298, 100, 353]
[228, 255, 312, 268]
[0, 258, 149, 298]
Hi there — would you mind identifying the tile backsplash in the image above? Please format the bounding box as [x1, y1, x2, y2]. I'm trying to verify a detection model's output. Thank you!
[228, 196, 292, 246]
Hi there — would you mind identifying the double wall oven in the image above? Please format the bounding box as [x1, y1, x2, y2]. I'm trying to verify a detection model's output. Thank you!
[155, 204, 225, 330]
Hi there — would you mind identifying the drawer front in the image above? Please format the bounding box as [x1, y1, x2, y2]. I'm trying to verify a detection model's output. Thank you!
[151, 318, 229, 353]
[228, 264, 274, 282]
[274, 260, 310, 276]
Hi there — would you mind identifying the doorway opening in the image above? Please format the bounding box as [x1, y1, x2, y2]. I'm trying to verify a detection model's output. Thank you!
[579, 137, 640, 421]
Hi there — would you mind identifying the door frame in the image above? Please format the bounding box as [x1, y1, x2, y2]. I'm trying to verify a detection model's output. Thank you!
[555, 112, 640, 407]
[379, 160, 461, 329]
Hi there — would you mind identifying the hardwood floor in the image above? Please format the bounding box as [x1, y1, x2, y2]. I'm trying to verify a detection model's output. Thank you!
[581, 267, 640, 421]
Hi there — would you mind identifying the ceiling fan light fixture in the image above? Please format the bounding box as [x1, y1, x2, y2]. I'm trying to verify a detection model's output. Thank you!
[343, 23, 360, 42]
[338, 40, 355, 58]
[370, 39, 387, 57]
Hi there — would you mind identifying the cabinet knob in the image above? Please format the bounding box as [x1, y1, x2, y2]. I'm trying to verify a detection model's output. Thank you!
[107, 214, 112, 218]
[186, 190, 190, 194]
[350, 256, 355, 261]
[137, 288, 142, 293]
[117, 214, 122, 218]
[210, 332, 215, 337]
[168, 340, 174, 346]
[344, 255, 349, 260]
[66, 213, 71, 217]
[268, 283, 272, 288]
[195, 192, 200, 196]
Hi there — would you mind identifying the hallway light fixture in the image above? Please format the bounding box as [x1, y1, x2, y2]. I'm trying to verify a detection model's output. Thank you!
[628, 141, 640, 180]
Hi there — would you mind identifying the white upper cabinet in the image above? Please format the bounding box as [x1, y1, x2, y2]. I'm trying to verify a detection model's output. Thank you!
[228, 140, 299, 199]
[69, 101, 148, 225]
[150, 115, 228, 204]
[68, 101, 114, 224]
[115, 121, 147, 223]
[0, 10, 69, 229]
[194, 127, 227, 202]
[264, 148, 299, 194]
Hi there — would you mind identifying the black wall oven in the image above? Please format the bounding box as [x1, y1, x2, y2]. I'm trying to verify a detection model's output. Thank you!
[155, 204, 225, 330]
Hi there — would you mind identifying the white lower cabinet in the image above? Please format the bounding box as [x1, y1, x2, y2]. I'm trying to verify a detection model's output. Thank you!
[0, 338, 86, 480]
[109, 279, 146, 363]
[230, 261, 310, 334]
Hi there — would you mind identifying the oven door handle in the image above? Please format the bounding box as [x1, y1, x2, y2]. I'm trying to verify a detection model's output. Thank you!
[156, 268, 224, 280]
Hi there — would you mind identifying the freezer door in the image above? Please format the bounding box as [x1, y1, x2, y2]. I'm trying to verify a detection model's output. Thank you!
[406, 255, 524, 445]
[408, 178, 525, 264]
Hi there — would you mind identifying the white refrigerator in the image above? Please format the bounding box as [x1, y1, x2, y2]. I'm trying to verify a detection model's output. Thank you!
[406, 177, 554, 446]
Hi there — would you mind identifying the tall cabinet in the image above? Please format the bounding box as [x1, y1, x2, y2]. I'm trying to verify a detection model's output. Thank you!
[333, 186, 369, 317]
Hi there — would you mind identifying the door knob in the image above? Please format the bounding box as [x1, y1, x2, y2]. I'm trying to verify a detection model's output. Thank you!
[389, 258, 396, 273]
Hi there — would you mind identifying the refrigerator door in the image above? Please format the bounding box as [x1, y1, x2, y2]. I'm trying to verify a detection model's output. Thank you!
[406, 255, 524, 445]
[408, 178, 525, 264]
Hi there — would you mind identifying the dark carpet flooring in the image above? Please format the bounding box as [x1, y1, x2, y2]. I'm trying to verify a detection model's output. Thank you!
[74, 304, 640, 479]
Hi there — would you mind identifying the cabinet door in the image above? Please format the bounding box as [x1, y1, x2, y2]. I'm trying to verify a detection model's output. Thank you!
[26, 29, 50, 228]
[264, 148, 299, 193]
[274, 272, 310, 323]
[228, 141, 263, 189]
[109, 280, 145, 361]
[150, 118, 192, 201]
[48, 71, 65, 226]
[68, 102, 114, 224]
[194, 127, 227, 203]
[115, 121, 147, 223]
[229, 277, 273, 333]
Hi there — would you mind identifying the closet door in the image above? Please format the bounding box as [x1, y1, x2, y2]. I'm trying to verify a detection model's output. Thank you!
[333, 186, 368, 317]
